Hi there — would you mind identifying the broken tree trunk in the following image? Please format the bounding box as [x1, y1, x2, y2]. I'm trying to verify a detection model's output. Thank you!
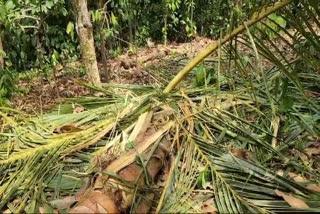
[68, 110, 173, 213]
[73, 0, 101, 87]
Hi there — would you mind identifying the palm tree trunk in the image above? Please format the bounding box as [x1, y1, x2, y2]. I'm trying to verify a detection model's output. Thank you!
[98, 0, 109, 81]
[73, 0, 101, 86]
[0, 32, 4, 69]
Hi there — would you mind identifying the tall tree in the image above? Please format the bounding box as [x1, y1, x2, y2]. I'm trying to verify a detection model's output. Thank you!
[73, 0, 101, 86]
[0, 32, 3, 69]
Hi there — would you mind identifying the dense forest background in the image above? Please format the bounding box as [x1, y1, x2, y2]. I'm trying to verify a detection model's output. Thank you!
[1, 0, 304, 103]
[0, 0, 290, 70]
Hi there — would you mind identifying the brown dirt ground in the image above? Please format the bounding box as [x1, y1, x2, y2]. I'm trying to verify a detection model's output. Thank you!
[12, 36, 216, 113]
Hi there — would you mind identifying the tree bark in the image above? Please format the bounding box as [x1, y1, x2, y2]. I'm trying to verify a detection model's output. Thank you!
[98, 0, 109, 81]
[73, 0, 101, 86]
[0, 32, 4, 69]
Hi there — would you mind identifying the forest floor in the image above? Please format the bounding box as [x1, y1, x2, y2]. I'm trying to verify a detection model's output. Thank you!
[5, 29, 320, 213]
[12, 37, 216, 113]
[11, 22, 320, 113]
[12, 32, 301, 113]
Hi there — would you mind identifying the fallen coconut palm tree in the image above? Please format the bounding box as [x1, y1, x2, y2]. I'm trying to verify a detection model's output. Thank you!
[1, 0, 320, 213]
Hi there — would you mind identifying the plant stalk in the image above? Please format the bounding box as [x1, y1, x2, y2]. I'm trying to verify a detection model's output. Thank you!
[163, 0, 291, 93]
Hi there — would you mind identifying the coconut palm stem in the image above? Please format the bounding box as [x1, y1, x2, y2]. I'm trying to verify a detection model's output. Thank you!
[163, 0, 291, 93]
